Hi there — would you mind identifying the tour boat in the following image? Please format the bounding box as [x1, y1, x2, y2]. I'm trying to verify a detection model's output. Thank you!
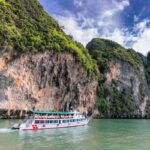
[11, 110, 91, 130]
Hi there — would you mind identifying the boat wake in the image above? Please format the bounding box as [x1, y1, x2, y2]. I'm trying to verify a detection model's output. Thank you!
[0, 128, 15, 133]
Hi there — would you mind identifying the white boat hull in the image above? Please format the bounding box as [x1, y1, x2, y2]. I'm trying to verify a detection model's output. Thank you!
[19, 118, 91, 131]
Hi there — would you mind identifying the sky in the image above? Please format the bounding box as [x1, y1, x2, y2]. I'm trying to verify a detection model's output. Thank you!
[39, 0, 150, 55]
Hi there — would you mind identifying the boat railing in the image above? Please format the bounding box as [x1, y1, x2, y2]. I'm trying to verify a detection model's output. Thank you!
[33, 115, 77, 119]
[32, 114, 86, 120]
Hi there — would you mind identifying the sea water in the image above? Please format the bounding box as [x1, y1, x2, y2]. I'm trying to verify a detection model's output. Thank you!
[0, 119, 150, 150]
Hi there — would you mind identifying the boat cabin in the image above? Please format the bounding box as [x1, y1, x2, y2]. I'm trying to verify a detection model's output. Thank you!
[27, 110, 85, 125]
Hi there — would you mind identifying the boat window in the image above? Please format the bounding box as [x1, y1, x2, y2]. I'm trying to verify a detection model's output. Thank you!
[40, 120, 44, 124]
[45, 120, 49, 124]
[49, 120, 58, 124]
[62, 120, 67, 123]
[54, 120, 58, 123]
[35, 120, 40, 124]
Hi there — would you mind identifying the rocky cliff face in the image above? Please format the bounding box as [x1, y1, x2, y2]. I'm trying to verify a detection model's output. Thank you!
[0, 51, 97, 115]
[105, 59, 150, 117]
[0, 0, 98, 118]
[87, 38, 150, 118]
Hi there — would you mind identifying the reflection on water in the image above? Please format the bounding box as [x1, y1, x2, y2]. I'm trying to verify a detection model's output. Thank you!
[19, 126, 89, 150]
[0, 120, 150, 150]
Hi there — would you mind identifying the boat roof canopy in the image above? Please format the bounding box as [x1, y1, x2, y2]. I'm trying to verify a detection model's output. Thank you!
[28, 110, 80, 115]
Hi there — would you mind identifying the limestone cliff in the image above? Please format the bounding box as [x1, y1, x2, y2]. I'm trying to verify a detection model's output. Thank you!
[0, 0, 98, 118]
[105, 59, 150, 117]
[87, 38, 150, 118]
[0, 51, 97, 115]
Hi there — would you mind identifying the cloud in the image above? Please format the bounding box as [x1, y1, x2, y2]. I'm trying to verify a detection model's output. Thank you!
[40, 0, 150, 55]
[52, 0, 130, 46]
[102, 0, 130, 18]
[132, 26, 150, 55]
[73, 0, 83, 7]
[96, 19, 150, 55]
[135, 19, 150, 32]
[134, 15, 139, 23]
[55, 15, 98, 46]
[113, 0, 130, 11]
[101, 29, 126, 46]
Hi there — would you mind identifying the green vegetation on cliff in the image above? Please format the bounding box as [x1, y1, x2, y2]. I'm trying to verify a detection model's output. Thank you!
[87, 38, 142, 117]
[96, 81, 136, 117]
[0, 0, 98, 75]
[86, 38, 142, 73]
[145, 52, 150, 85]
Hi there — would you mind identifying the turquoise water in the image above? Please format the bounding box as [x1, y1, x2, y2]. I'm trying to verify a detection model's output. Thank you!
[0, 119, 150, 150]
